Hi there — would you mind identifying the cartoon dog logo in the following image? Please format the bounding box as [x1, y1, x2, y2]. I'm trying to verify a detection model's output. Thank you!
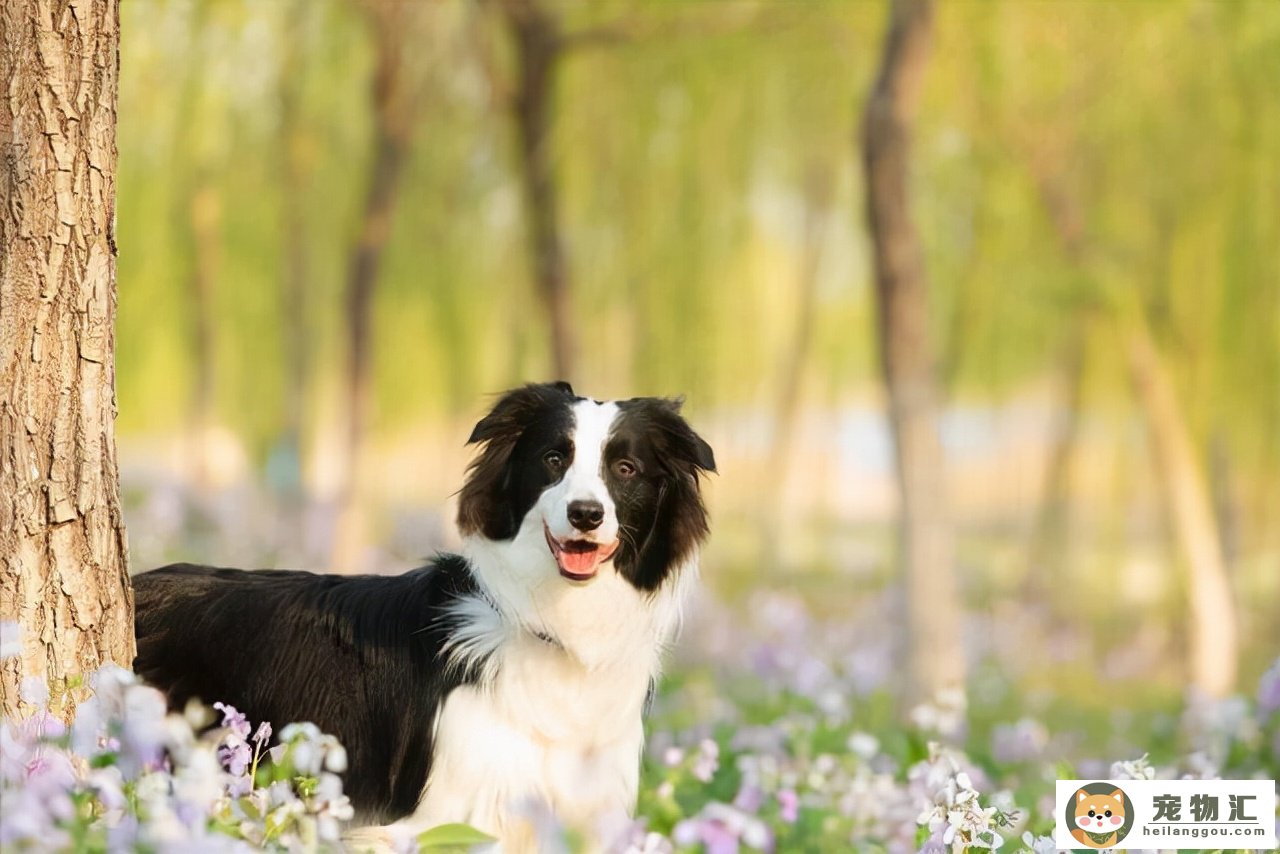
[1069, 785, 1130, 849]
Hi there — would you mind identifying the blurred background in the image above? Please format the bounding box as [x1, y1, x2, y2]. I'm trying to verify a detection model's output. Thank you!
[116, 0, 1278, 745]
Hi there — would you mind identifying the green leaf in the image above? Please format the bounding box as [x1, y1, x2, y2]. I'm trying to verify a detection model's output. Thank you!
[416, 823, 497, 852]
[294, 774, 317, 798]
[89, 751, 118, 769]
[238, 796, 261, 821]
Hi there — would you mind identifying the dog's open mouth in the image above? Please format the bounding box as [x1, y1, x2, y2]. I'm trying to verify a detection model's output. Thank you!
[544, 525, 619, 581]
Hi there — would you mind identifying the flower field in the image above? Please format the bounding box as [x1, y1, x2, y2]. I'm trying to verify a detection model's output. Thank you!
[3, 595, 1278, 853]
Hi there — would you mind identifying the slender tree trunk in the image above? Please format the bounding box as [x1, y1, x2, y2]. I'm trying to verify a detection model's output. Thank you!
[861, 0, 964, 707]
[1208, 432, 1240, 570]
[1025, 148, 1240, 699]
[330, 0, 415, 571]
[501, 0, 575, 383]
[278, 14, 310, 499]
[167, 1, 218, 498]
[1023, 324, 1085, 602]
[1127, 311, 1238, 698]
[0, 0, 133, 719]
[1019, 156, 1090, 605]
[186, 181, 220, 492]
[764, 165, 832, 566]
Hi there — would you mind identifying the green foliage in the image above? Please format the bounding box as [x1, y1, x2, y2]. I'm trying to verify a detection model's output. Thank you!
[114, 0, 1280, 562]
[415, 822, 498, 853]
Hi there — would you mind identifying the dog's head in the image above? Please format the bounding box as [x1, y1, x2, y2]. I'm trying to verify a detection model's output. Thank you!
[457, 382, 715, 591]
[1074, 788, 1126, 835]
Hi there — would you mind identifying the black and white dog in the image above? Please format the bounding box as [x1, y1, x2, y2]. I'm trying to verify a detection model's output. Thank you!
[133, 382, 715, 848]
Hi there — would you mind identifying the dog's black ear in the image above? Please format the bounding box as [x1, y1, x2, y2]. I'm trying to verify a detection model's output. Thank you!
[653, 397, 716, 474]
[688, 430, 716, 473]
[467, 382, 576, 445]
[611, 396, 714, 591]
[459, 383, 577, 539]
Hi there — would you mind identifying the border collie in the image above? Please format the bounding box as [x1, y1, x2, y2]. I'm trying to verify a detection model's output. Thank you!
[132, 382, 715, 849]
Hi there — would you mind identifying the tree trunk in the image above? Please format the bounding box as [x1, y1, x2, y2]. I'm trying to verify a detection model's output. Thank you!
[763, 164, 832, 567]
[1127, 311, 1238, 698]
[502, 0, 575, 383]
[186, 181, 220, 493]
[1019, 157, 1090, 605]
[1024, 146, 1240, 699]
[1023, 324, 1085, 602]
[0, 0, 133, 719]
[860, 0, 964, 708]
[330, 0, 415, 571]
[168, 1, 218, 499]
[277, 11, 310, 500]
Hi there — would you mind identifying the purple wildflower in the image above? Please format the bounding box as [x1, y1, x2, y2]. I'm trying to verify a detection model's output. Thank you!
[674, 817, 739, 854]
[673, 802, 773, 854]
[692, 738, 720, 783]
[777, 788, 799, 823]
[213, 701, 251, 741]
[733, 782, 765, 814]
[990, 717, 1049, 764]
[217, 739, 251, 777]
[1257, 659, 1280, 717]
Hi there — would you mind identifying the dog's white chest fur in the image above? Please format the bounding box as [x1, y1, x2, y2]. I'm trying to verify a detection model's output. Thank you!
[388, 539, 693, 851]
[412, 636, 649, 843]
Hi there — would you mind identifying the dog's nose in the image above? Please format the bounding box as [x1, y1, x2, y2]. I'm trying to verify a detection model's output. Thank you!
[567, 500, 605, 532]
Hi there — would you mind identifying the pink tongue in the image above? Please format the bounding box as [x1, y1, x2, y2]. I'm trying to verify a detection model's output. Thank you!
[558, 548, 601, 576]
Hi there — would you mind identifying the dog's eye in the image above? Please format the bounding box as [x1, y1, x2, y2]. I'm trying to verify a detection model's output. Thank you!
[1105, 810, 1111, 817]
[612, 459, 638, 479]
[544, 451, 567, 473]
[1088, 810, 1095, 817]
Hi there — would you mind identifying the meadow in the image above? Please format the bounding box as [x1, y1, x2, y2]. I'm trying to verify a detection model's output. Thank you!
[4, 473, 1278, 852]
[4, 573, 1278, 852]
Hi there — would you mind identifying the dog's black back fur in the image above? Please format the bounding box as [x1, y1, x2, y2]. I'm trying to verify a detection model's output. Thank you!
[132, 557, 483, 822]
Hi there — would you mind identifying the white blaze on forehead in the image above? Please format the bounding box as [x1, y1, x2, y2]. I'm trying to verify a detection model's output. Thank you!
[539, 398, 622, 545]
[566, 399, 619, 495]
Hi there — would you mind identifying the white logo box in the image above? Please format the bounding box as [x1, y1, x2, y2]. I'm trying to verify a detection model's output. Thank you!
[1054, 779, 1276, 850]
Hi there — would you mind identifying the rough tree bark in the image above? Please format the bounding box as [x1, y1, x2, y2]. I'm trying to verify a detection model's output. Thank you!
[0, 0, 133, 719]
[500, 0, 575, 383]
[330, 0, 416, 571]
[861, 0, 964, 707]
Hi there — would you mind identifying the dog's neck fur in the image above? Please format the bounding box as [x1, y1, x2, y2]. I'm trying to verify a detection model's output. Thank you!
[459, 522, 695, 674]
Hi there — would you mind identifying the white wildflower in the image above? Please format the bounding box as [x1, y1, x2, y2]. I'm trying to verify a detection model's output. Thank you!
[910, 742, 1010, 852]
[1110, 754, 1156, 780]
[847, 731, 880, 760]
[1021, 831, 1056, 854]
[910, 688, 968, 741]
[18, 675, 48, 707]
[0, 622, 22, 660]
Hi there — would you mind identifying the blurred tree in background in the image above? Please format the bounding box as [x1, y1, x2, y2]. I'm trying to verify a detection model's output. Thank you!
[861, 0, 963, 708]
[111, 0, 1280, 703]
